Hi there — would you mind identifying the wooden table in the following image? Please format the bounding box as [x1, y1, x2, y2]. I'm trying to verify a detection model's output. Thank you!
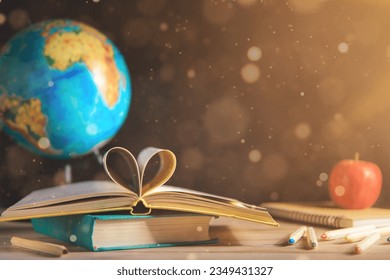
[1, 217, 390, 260]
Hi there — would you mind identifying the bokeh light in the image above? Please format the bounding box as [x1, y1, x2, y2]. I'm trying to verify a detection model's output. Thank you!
[338, 42, 349, 54]
[0, 13, 6, 25]
[247, 46, 262, 62]
[241, 63, 261, 83]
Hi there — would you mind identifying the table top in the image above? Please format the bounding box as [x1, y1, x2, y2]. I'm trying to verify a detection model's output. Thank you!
[1, 217, 390, 260]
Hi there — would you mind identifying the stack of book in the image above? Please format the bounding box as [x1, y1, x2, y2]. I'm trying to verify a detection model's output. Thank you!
[0, 146, 278, 251]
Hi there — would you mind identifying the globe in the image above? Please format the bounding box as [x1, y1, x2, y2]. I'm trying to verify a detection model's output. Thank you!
[0, 19, 131, 159]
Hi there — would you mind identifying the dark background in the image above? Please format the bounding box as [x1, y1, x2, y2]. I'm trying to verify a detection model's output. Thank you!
[1, 0, 390, 208]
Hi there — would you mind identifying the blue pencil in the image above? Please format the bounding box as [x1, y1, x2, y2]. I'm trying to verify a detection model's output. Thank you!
[288, 226, 307, 245]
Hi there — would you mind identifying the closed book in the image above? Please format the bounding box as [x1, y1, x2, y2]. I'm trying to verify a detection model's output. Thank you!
[261, 201, 390, 228]
[32, 213, 217, 251]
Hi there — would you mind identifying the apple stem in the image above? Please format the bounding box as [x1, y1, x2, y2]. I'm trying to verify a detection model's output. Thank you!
[355, 152, 360, 161]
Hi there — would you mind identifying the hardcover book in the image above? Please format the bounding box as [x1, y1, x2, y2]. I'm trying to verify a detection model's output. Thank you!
[32, 213, 217, 251]
[0, 146, 278, 226]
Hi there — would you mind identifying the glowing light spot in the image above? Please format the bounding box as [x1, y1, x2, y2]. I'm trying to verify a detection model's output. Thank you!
[159, 22, 169, 31]
[0, 13, 6, 25]
[338, 42, 349, 53]
[241, 63, 260, 83]
[248, 149, 262, 163]
[196, 226, 203, 232]
[69, 235, 77, 242]
[38, 137, 50, 150]
[319, 172, 328, 181]
[294, 122, 311, 139]
[334, 113, 344, 121]
[334, 185, 346, 197]
[48, 80, 54, 87]
[247, 46, 262, 62]
[87, 123, 98, 135]
[187, 68, 196, 78]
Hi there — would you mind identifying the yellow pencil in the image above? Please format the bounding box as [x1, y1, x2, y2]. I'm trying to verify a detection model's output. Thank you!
[355, 232, 381, 254]
[306, 227, 318, 249]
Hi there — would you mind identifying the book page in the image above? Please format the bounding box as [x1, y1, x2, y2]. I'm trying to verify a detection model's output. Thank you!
[2, 196, 134, 219]
[147, 185, 267, 211]
[103, 146, 176, 197]
[136, 147, 176, 195]
[143, 185, 277, 225]
[103, 147, 141, 195]
[4, 180, 134, 211]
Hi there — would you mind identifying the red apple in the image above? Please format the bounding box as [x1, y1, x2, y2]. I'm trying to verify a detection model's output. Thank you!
[328, 154, 382, 209]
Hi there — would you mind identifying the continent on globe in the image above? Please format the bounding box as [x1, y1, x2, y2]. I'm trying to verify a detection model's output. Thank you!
[0, 95, 46, 143]
[0, 19, 131, 159]
[43, 21, 121, 107]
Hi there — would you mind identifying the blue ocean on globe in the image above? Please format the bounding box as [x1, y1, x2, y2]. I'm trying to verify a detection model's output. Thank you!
[0, 19, 131, 159]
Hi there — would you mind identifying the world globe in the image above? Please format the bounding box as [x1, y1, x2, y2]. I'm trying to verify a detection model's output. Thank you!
[0, 19, 131, 159]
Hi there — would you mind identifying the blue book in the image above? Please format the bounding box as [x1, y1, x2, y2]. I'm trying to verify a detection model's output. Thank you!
[32, 214, 217, 251]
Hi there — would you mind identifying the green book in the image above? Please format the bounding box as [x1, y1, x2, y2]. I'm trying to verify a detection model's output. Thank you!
[32, 213, 217, 251]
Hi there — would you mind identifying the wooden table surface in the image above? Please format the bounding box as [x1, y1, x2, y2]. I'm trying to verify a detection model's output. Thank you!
[1, 216, 390, 260]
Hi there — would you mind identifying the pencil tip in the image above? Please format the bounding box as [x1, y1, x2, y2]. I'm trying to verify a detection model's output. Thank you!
[288, 238, 295, 244]
[320, 233, 327, 240]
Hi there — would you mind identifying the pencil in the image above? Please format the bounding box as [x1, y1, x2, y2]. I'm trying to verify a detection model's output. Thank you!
[10, 236, 68, 257]
[345, 226, 390, 242]
[355, 232, 381, 254]
[288, 226, 307, 244]
[306, 227, 318, 249]
[320, 225, 376, 240]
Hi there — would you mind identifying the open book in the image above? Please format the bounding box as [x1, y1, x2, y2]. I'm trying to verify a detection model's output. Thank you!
[0, 146, 278, 226]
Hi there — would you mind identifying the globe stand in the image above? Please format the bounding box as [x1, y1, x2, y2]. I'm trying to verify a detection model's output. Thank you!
[62, 149, 103, 184]
[64, 164, 72, 184]
[62, 149, 103, 185]
[93, 148, 103, 165]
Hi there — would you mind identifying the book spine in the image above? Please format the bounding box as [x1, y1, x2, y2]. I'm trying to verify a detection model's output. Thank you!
[32, 215, 96, 251]
[266, 207, 342, 228]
